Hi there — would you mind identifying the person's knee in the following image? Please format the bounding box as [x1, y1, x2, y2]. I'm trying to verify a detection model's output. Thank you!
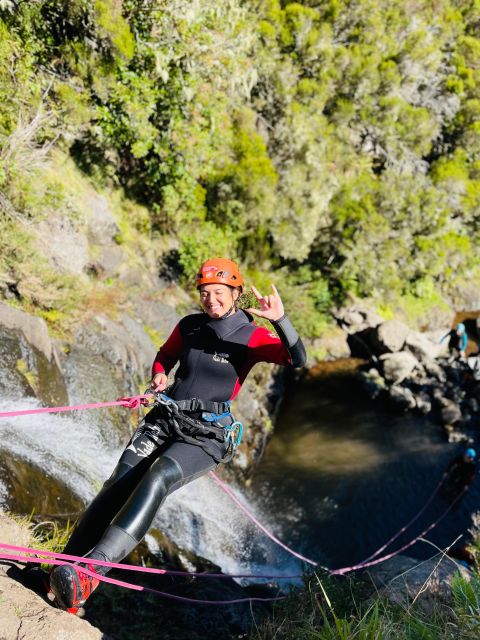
[145, 456, 183, 499]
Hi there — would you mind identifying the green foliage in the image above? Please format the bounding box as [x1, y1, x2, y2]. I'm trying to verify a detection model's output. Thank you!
[1, 0, 480, 338]
[451, 572, 480, 619]
[252, 569, 480, 640]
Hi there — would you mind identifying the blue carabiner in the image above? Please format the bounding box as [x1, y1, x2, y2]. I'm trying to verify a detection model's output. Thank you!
[202, 410, 231, 423]
[158, 393, 175, 407]
[224, 420, 243, 448]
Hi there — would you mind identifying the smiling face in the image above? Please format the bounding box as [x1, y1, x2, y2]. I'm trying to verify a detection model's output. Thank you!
[199, 284, 239, 319]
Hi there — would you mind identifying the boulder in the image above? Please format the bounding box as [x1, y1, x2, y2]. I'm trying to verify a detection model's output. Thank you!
[335, 305, 383, 334]
[439, 398, 462, 425]
[91, 245, 128, 278]
[423, 359, 447, 382]
[0, 303, 67, 405]
[374, 319, 410, 354]
[416, 392, 432, 415]
[405, 330, 442, 362]
[358, 369, 386, 399]
[0, 302, 58, 364]
[366, 554, 471, 614]
[388, 385, 417, 411]
[346, 327, 378, 359]
[380, 351, 419, 384]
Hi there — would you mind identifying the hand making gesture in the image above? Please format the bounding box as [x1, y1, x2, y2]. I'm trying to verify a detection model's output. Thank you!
[247, 284, 285, 322]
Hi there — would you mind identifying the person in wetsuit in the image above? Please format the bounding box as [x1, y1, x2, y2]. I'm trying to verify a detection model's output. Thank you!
[440, 323, 468, 359]
[440, 448, 476, 505]
[445, 448, 477, 490]
[48, 257, 306, 611]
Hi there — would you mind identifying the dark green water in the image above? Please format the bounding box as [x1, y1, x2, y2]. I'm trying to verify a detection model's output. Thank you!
[250, 360, 478, 570]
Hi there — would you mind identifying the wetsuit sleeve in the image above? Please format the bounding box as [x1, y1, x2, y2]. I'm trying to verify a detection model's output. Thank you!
[270, 315, 307, 368]
[247, 316, 306, 368]
[151, 323, 183, 376]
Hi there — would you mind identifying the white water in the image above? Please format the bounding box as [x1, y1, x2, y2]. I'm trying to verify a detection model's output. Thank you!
[0, 392, 301, 582]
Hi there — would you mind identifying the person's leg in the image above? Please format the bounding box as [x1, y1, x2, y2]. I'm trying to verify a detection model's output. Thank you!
[63, 415, 168, 557]
[49, 441, 222, 610]
[88, 440, 222, 568]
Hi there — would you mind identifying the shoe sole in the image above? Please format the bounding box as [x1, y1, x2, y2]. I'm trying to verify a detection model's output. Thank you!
[49, 565, 80, 610]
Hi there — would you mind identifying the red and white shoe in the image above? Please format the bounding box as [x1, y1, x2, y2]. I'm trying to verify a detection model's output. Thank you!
[49, 563, 100, 614]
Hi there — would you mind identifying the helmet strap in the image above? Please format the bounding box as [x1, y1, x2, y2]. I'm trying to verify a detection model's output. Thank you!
[216, 303, 237, 321]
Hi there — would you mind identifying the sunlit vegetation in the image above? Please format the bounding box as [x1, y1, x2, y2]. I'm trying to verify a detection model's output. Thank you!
[0, 0, 479, 336]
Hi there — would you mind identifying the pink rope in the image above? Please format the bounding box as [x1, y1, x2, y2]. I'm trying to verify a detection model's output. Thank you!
[0, 542, 301, 580]
[208, 471, 317, 566]
[0, 395, 151, 419]
[0, 395, 463, 581]
[356, 473, 448, 565]
[329, 487, 467, 575]
[0, 554, 285, 605]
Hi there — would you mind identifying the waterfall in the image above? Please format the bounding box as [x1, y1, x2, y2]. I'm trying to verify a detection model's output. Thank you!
[0, 390, 301, 582]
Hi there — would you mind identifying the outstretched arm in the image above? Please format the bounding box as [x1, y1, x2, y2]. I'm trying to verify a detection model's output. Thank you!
[247, 284, 307, 368]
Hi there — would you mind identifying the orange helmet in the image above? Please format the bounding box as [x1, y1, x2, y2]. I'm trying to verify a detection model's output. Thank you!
[196, 258, 244, 292]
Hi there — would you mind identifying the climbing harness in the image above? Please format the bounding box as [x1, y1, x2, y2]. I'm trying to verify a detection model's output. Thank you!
[147, 391, 244, 463]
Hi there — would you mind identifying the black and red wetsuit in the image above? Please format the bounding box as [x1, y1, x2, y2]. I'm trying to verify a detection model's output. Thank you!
[61, 310, 306, 575]
[152, 310, 303, 402]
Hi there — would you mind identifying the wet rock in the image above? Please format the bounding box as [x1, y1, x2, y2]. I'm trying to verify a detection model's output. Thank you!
[380, 351, 419, 384]
[366, 554, 470, 614]
[374, 319, 410, 354]
[388, 386, 417, 412]
[439, 398, 462, 425]
[0, 452, 84, 516]
[62, 314, 155, 443]
[358, 368, 386, 399]
[416, 392, 432, 415]
[0, 304, 68, 406]
[0, 302, 59, 365]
